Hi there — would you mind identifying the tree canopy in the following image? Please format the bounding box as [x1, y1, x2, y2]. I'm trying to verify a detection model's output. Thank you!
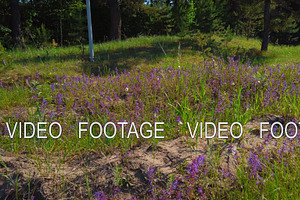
[1, 0, 299, 48]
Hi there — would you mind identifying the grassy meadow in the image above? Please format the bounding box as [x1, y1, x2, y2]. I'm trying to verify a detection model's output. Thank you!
[1, 34, 300, 199]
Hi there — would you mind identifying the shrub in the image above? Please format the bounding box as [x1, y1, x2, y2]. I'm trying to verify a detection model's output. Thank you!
[0, 42, 6, 61]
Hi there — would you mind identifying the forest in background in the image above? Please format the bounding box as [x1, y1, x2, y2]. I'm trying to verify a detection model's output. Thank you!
[0, 0, 299, 50]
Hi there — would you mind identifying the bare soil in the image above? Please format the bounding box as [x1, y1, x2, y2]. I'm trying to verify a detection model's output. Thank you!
[0, 114, 292, 200]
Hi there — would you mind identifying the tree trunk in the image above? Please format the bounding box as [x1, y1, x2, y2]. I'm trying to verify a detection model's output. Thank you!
[10, 0, 21, 46]
[107, 0, 121, 41]
[261, 0, 270, 51]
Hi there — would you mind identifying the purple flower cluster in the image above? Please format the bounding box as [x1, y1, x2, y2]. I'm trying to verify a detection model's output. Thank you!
[94, 191, 108, 200]
[186, 155, 205, 180]
[248, 153, 263, 184]
[147, 166, 156, 198]
[2, 57, 300, 199]
[2, 57, 300, 143]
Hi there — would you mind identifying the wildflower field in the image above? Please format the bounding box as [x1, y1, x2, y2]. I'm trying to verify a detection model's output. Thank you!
[1, 35, 300, 199]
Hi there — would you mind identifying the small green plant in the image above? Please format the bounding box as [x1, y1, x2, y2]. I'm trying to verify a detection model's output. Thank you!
[113, 164, 132, 188]
[85, 173, 91, 200]
[113, 165, 123, 187]
[0, 42, 5, 57]
[0, 42, 11, 68]
[36, 24, 51, 47]
[220, 26, 234, 53]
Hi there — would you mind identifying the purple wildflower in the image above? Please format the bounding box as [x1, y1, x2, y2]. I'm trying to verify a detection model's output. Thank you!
[94, 191, 108, 200]
[51, 83, 55, 92]
[147, 166, 155, 186]
[248, 153, 263, 182]
[187, 155, 205, 179]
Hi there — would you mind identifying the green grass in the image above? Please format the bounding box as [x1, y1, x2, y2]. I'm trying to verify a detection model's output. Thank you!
[0, 34, 300, 155]
[1, 35, 183, 79]
[0, 34, 299, 155]
[229, 36, 300, 66]
[2, 34, 299, 84]
[0, 34, 300, 199]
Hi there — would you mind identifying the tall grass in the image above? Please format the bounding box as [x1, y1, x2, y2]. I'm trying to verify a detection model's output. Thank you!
[0, 35, 300, 199]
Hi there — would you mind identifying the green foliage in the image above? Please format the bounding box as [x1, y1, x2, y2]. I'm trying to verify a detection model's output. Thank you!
[144, 4, 173, 35]
[234, 0, 264, 39]
[0, 26, 12, 48]
[17, 0, 86, 47]
[194, 0, 221, 33]
[271, 13, 299, 45]
[172, 0, 189, 33]
[271, 0, 300, 45]
[121, 0, 145, 38]
[0, 42, 6, 65]
[36, 24, 52, 47]
[0, 0, 11, 48]
[187, 0, 196, 30]
[0, 42, 12, 69]
[219, 26, 234, 54]
[65, 1, 86, 45]
[0, 0, 299, 48]
[195, 32, 215, 57]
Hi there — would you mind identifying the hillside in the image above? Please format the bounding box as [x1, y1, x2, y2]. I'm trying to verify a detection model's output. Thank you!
[1, 35, 300, 199]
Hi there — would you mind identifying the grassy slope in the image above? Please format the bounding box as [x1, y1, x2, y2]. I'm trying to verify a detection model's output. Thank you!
[1, 34, 300, 153]
[229, 36, 300, 66]
[1, 34, 300, 151]
[1, 35, 300, 199]
[2, 35, 299, 82]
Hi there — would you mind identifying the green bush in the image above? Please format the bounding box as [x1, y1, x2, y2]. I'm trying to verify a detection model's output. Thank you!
[0, 42, 6, 66]
[0, 42, 12, 68]
[0, 42, 5, 57]
[0, 25, 12, 48]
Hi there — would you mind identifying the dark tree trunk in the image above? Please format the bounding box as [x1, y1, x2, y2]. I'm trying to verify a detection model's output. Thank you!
[107, 0, 121, 41]
[10, 0, 21, 46]
[261, 0, 271, 51]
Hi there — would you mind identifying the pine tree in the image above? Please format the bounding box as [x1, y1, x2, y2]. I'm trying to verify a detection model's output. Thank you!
[194, 0, 219, 33]
[172, 0, 189, 33]
[187, 0, 196, 30]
